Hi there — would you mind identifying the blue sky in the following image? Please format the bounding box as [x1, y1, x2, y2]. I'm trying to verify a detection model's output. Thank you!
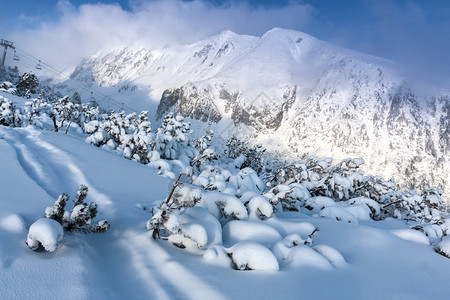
[1, 0, 450, 84]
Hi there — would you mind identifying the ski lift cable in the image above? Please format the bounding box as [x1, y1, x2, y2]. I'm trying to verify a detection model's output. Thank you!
[14, 48, 136, 112]
[15, 49, 136, 111]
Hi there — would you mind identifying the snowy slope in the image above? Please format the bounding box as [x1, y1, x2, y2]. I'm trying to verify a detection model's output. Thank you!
[68, 28, 450, 199]
[1, 120, 450, 298]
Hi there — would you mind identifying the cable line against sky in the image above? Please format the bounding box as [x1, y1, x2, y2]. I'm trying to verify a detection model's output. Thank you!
[8, 45, 136, 113]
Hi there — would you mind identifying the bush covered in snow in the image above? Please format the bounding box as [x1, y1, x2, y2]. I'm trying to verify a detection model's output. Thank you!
[26, 218, 64, 252]
[16, 73, 39, 97]
[437, 236, 450, 258]
[44, 185, 110, 234]
[225, 135, 266, 175]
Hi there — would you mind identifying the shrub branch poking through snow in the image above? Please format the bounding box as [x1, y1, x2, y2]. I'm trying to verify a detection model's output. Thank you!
[147, 167, 202, 241]
[44, 185, 110, 234]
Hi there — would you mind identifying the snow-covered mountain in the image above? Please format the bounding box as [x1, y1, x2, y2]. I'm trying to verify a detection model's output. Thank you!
[69, 28, 450, 197]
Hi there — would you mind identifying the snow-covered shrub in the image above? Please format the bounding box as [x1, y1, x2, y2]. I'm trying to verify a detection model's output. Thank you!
[147, 173, 202, 240]
[0, 81, 16, 94]
[194, 129, 214, 153]
[225, 135, 266, 175]
[346, 197, 381, 220]
[380, 188, 445, 223]
[26, 218, 64, 252]
[179, 206, 223, 247]
[229, 167, 264, 195]
[247, 195, 273, 219]
[226, 241, 279, 271]
[319, 206, 358, 223]
[45, 185, 110, 234]
[51, 96, 81, 133]
[152, 113, 197, 161]
[0, 98, 15, 126]
[168, 222, 208, 249]
[304, 196, 337, 214]
[436, 236, 450, 258]
[85, 110, 155, 162]
[24, 98, 53, 126]
[202, 191, 249, 221]
[264, 184, 309, 212]
[0, 66, 19, 84]
[271, 228, 320, 262]
[16, 72, 39, 97]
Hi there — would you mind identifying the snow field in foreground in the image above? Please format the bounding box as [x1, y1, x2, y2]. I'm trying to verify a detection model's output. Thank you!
[0, 123, 449, 298]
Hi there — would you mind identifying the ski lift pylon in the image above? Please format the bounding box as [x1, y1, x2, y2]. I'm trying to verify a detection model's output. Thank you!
[36, 60, 42, 70]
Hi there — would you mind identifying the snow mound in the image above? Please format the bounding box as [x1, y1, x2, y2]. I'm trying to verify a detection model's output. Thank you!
[390, 229, 430, 245]
[415, 224, 445, 240]
[289, 245, 333, 270]
[313, 245, 347, 268]
[26, 218, 64, 252]
[222, 220, 282, 247]
[227, 241, 279, 271]
[0, 214, 26, 233]
[305, 196, 336, 213]
[343, 204, 372, 221]
[203, 245, 231, 267]
[201, 191, 248, 220]
[180, 223, 208, 248]
[272, 234, 304, 260]
[247, 195, 273, 219]
[180, 206, 222, 246]
[320, 206, 358, 224]
[437, 236, 450, 258]
[347, 197, 380, 219]
[270, 218, 317, 237]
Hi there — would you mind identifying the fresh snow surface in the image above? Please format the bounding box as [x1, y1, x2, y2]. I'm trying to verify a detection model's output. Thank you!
[0, 115, 450, 298]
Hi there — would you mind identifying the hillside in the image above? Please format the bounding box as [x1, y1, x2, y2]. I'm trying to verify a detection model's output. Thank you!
[1, 89, 450, 299]
[68, 28, 450, 198]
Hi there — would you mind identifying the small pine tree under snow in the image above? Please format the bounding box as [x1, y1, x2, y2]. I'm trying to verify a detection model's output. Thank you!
[26, 218, 64, 252]
[225, 135, 266, 175]
[152, 113, 197, 161]
[44, 185, 110, 234]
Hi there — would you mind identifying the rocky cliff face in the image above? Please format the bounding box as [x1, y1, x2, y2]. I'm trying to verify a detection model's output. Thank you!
[69, 28, 450, 198]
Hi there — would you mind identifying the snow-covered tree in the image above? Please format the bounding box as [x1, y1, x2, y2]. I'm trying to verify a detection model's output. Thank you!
[51, 96, 81, 133]
[45, 185, 110, 234]
[224, 135, 266, 175]
[152, 113, 197, 161]
[16, 73, 39, 97]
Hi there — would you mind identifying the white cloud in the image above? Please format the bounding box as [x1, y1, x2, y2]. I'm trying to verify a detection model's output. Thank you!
[11, 0, 314, 69]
